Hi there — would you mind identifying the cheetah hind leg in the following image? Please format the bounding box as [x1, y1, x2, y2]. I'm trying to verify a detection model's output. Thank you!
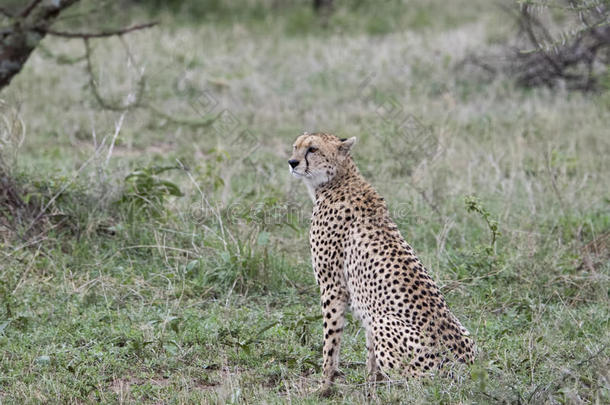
[364, 328, 386, 400]
[366, 328, 385, 384]
[372, 319, 428, 380]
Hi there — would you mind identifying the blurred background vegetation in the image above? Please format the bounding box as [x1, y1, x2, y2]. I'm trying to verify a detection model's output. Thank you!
[0, 0, 608, 403]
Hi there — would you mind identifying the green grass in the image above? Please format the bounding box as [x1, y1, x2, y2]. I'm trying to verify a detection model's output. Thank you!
[1, 0, 609, 403]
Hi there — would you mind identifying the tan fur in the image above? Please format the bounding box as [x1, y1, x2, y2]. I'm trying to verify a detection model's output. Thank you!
[289, 132, 475, 394]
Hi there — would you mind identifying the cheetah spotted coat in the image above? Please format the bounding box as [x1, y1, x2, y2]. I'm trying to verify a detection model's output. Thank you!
[289, 132, 475, 392]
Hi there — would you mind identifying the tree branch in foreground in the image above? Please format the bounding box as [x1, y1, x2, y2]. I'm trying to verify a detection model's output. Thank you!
[0, 0, 81, 90]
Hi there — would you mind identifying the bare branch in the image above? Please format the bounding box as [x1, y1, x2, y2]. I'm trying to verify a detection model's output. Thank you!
[39, 21, 158, 39]
[20, 0, 43, 18]
[463, 1, 610, 91]
[83, 38, 145, 111]
[80, 35, 218, 127]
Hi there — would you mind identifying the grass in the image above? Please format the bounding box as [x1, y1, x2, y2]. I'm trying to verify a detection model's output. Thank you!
[1, 0, 609, 403]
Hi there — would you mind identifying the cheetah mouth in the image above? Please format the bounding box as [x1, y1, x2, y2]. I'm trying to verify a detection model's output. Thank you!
[290, 169, 311, 178]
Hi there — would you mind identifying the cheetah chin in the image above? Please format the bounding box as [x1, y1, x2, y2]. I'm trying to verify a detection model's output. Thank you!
[288, 132, 475, 392]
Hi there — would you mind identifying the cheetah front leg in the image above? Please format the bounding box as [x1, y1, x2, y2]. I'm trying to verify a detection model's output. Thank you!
[318, 288, 348, 396]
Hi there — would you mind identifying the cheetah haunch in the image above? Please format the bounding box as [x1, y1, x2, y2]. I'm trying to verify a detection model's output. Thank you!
[288, 132, 475, 394]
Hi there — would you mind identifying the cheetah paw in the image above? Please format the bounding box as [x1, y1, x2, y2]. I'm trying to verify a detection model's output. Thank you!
[316, 383, 335, 398]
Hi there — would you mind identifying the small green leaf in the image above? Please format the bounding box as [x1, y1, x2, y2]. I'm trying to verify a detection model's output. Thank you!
[159, 180, 183, 196]
[186, 260, 199, 272]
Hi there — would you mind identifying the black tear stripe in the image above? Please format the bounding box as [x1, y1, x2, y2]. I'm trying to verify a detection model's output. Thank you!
[304, 149, 310, 171]
[304, 149, 324, 173]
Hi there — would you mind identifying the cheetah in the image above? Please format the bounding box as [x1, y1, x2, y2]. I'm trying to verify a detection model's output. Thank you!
[288, 132, 475, 394]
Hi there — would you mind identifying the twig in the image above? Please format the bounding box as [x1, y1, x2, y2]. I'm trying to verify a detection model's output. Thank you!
[20, 0, 43, 18]
[518, 7, 564, 75]
[76, 25, 218, 127]
[119, 244, 197, 256]
[104, 112, 126, 169]
[83, 38, 145, 111]
[38, 21, 158, 39]
[36, 42, 87, 65]
[82, 36, 216, 127]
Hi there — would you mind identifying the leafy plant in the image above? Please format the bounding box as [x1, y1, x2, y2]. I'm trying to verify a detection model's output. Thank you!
[218, 321, 279, 355]
[283, 313, 323, 346]
[450, 195, 505, 278]
[465, 194, 500, 254]
[118, 165, 184, 217]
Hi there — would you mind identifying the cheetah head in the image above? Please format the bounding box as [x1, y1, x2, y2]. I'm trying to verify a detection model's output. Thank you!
[288, 132, 356, 195]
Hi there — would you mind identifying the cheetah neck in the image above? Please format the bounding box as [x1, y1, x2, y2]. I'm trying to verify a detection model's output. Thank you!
[304, 181, 317, 203]
[312, 157, 365, 205]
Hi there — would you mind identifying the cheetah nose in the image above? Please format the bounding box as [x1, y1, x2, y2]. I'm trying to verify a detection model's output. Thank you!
[288, 159, 300, 169]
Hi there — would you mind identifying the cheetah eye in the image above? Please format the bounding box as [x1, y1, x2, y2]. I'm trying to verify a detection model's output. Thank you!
[308, 147, 318, 153]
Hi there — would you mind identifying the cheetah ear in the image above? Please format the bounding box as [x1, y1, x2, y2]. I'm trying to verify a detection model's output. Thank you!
[339, 137, 357, 155]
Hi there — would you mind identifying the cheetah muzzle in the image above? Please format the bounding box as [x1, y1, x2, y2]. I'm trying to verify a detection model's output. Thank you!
[288, 132, 475, 394]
